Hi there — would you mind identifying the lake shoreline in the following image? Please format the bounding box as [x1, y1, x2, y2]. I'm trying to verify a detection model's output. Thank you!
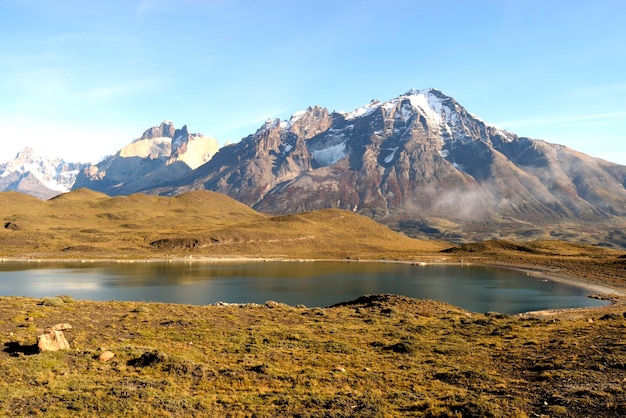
[1, 254, 624, 314]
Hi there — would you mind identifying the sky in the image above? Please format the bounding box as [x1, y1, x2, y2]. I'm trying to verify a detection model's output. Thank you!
[0, 0, 625, 165]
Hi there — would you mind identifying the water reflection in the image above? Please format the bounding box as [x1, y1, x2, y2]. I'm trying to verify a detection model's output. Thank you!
[0, 261, 609, 314]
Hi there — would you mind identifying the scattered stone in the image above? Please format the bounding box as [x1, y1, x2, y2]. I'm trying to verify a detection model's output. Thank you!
[333, 365, 346, 373]
[266, 300, 287, 308]
[4, 222, 19, 230]
[132, 306, 149, 313]
[600, 313, 620, 321]
[37, 323, 72, 352]
[98, 351, 115, 362]
[213, 301, 263, 307]
[588, 318, 594, 323]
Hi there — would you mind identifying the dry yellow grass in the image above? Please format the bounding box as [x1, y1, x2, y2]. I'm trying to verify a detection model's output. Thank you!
[1, 294, 625, 417]
[0, 189, 448, 260]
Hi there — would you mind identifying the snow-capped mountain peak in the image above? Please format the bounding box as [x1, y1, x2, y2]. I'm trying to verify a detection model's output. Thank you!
[289, 110, 307, 124]
[0, 147, 84, 199]
[341, 99, 383, 120]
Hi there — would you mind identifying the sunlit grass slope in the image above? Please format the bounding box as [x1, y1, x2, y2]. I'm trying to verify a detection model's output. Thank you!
[0, 189, 448, 259]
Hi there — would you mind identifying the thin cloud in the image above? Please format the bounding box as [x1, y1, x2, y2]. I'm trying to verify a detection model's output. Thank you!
[85, 76, 170, 103]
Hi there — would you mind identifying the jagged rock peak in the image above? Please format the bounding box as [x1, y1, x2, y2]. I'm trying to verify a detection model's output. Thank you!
[289, 106, 332, 140]
[171, 125, 194, 156]
[251, 106, 333, 139]
[254, 118, 281, 134]
[140, 121, 176, 140]
[173, 125, 189, 139]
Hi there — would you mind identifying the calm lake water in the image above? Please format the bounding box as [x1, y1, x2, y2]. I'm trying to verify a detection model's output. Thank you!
[0, 261, 609, 314]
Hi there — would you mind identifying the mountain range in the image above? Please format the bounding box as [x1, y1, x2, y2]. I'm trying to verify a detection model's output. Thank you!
[3, 88, 626, 248]
[0, 147, 84, 200]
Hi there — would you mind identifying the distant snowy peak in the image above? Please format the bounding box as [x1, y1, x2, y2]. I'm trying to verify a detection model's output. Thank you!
[334, 88, 510, 139]
[256, 118, 282, 134]
[2, 147, 67, 180]
[399, 88, 515, 142]
[0, 147, 84, 198]
[246, 88, 519, 169]
[340, 99, 382, 120]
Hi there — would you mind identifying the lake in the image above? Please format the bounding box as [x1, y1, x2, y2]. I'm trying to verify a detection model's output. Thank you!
[0, 260, 610, 314]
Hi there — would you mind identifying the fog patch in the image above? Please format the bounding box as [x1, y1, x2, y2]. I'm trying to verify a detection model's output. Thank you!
[431, 186, 493, 221]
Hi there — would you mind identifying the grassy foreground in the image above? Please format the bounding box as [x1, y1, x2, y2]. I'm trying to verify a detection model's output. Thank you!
[1, 294, 625, 417]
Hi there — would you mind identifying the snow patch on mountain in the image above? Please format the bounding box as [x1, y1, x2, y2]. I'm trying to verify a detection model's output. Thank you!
[406, 91, 446, 126]
[342, 100, 382, 120]
[383, 147, 400, 164]
[309, 140, 348, 166]
[289, 110, 306, 123]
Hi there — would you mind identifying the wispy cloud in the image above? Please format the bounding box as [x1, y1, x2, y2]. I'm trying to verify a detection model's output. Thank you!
[85, 76, 170, 103]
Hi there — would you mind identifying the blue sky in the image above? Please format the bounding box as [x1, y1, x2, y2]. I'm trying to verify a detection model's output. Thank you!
[1, 0, 625, 164]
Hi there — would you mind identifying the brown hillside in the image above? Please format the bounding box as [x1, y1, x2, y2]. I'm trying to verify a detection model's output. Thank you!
[0, 190, 446, 260]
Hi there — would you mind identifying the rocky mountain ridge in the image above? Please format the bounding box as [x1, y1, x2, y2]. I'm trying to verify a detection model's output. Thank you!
[147, 88, 626, 248]
[72, 121, 219, 195]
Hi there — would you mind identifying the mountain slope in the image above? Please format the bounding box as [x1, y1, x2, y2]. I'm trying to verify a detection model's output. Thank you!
[147, 89, 626, 248]
[0, 148, 85, 199]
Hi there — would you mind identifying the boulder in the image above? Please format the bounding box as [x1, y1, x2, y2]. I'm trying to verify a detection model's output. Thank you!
[98, 351, 115, 362]
[37, 323, 72, 352]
